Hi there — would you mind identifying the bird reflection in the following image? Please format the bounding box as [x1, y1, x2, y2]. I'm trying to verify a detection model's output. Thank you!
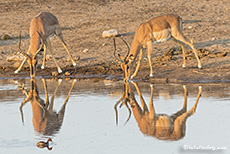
[18, 78, 76, 149]
[115, 81, 202, 141]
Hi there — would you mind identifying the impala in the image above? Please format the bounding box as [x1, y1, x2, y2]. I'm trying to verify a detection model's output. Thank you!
[15, 12, 77, 75]
[115, 81, 202, 140]
[113, 14, 202, 80]
[19, 78, 76, 136]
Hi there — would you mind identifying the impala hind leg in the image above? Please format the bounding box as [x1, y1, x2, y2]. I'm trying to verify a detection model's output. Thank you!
[173, 34, 201, 69]
[47, 39, 62, 73]
[56, 32, 77, 67]
[173, 38, 187, 68]
[14, 57, 27, 73]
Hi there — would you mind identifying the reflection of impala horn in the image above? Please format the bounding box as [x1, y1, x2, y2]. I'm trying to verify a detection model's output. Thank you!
[114, 82, 132, 125]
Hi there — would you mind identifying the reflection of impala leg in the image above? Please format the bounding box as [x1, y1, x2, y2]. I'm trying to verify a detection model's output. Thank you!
[131, 81, 148, 112]
[47, 39, 62, 73]
[149, 84, 155, 120]
[172, 86, 202, 138]
[58, 79, 76, 123]
[19, 84, 31, 124]
[48, 79, 62, 112]
[42, 78, 49, 108]
[129, 91, 144, 124]
[14, 57, 27, 73]
[187, 86, 202, 115]
[171, 85, 188, 120]
[63, 79, 76, 104]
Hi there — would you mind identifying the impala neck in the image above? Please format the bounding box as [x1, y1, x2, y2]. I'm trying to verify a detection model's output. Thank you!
[28, 32, 41, 56]
[128, 36, 142, 59]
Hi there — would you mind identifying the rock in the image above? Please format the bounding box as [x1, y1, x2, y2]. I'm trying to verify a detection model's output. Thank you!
[212, 37, 216, 41]
[82, 49, 89, 53]
[46, 55, 53, 61]
[102, 29, 119, 38]
[188, 26, 193, 29]
[65, 71, 71, 76]
[1, 34, 11, 40]
[52, 72, 58, 77]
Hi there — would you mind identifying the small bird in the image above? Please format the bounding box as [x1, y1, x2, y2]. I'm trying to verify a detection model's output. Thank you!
[36, 138, 52, 150]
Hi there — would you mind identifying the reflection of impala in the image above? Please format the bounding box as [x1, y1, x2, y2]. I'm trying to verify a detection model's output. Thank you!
[19, 78, 76, 136]
[115, 81, 202, 140]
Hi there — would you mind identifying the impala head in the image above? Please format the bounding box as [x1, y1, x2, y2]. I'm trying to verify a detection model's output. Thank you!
[18, 32, 44, 78]
[113, 37, 133, 81]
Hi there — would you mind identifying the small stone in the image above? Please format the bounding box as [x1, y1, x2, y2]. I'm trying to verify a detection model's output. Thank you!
[46, 55, 52, 60]
[188, 26, 193, 29]
[52, 72, 58, 77]
[102, 43, 106, 47]
[65, 71, 71, 76]
[82, 49, 89, 53]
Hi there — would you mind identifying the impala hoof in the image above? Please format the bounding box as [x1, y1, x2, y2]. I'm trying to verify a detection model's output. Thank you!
[14, 70, 19, 74]
[41, 66, 45, 69]
[198, 65, 202, 69]
[182, 64, 186, 68]
[149, 74, 153, 77]
[58, 69, 62, 74]
[73, 62, 77, 66]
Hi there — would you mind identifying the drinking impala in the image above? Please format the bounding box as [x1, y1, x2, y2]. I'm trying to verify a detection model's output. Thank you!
[113, 14, 202, 80]
[15, 12, 77, 76]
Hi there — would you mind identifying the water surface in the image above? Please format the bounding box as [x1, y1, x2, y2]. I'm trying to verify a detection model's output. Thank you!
[0, 79, 229, 154]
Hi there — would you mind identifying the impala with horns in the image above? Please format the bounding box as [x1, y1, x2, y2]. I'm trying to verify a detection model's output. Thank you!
[19, 78, 76, 137]
[113, 14, 202, 80]
[115, 82, 202, 140]
[15, 12, 77, 76]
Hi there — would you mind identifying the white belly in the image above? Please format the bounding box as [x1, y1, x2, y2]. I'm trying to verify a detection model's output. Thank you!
[152, 29, 171, 44]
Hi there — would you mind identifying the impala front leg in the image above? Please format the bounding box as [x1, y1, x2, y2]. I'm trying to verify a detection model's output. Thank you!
[41, 43, 47, 70]
[130, 48, 143, 79]
[14, 57, 27, 74]
[147, 41, 154, 77]
[47, 39, 62, 73]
